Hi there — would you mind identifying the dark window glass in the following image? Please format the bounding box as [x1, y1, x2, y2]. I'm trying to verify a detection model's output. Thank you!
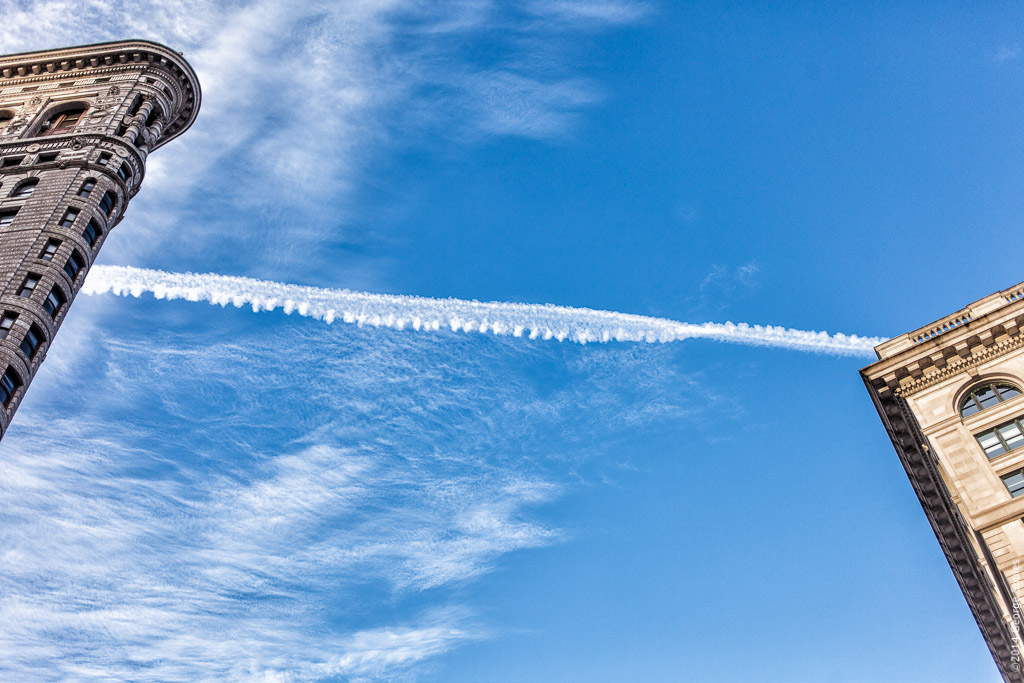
[59, 208, 78, 228]
[117, 163, 131, 181]
[961, 382, 1024, 417]
[78, 179, 96, 198]
[98, 191, 116, 217]
[0, 111, 12, 133]
[12, 180, 37, 198]
[42, 286, 65, 318]
[17, 274, 39, 298]
[0, 367, 21, 407]
[0, 210, 17, 228]
[19, 325, 42, 359]
[97, 152, 111, 166]
[63, 251, 84, 281]
[40, 107, 87, 136]
[82, 221, 101, 247]
[2, 156, 24, 168]
[38, 152, 58, 163]
[0, 312, 18, 339]
[40, 238, 61, 261]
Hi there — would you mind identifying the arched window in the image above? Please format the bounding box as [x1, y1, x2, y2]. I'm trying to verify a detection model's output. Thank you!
[18, 324, 44, 360]
[42, 286, 65, 319]
[77, 178, 96, 198]
[98, 191, 116, 217]
[64, 250, 84, 281]
[961, 382, 1023, 417]
[0, 110, 13, 134]
[82, 220, 101, 248]
[11, 179, 37, 198]
[39, 106, 87, 136]
[0, 366, 21, 407]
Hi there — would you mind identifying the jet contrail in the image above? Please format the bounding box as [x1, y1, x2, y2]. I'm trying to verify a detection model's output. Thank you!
[82, 266, 884, 356]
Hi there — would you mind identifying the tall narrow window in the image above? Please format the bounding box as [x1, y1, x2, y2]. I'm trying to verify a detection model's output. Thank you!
[98, 191, 116, 217]
[63, 250, 84, 281]
[18, 325, 43, 359]
[0, 312, 18, 339]
[117, 163, 132, 182]
[0, 209, 17, 228]
[40, 238, 61, 261]
[77, 178, 96, 198]
[39, 107, 87, 136]
[42, 286, 65, 318]
[11, 179, 37, 198]
[0, 367, 21, 407]
[82, 221, 101, 248]
[0, 110, 13, 134]
[58, 208, 78, 228]
[17, 274, 39, 298]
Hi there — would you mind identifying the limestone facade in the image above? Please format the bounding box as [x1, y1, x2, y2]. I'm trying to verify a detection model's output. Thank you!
[0, 41, 199, 436]
[863, 283, 1024, 682]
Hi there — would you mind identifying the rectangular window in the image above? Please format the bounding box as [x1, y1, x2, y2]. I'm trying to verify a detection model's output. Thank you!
[40, 238, 61, 261]
[117, 163, 132, 181]
[59, 208, 79, 228]
[977, 417, 1024, 459]
[0, 312, 18, 339]
[0, 366, 21, 407]
[38, 152, 58, 163]
[18, 325, 42, 359]
[18, 274, 39, 298]
[42, 286, 65, 318]
[1, 156, 24, 168]
[78, 179, 96, 198]
[0, 210, 17, 228]
[1004, 470, 1024, 498]
[82, 221, 100, 247]
[63, 251, 84, 281]
[97, 152, 112, 166]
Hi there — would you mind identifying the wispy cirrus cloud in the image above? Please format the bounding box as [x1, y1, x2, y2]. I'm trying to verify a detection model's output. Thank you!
[0, 298, 695, 681]
[0, 0, 645, 282]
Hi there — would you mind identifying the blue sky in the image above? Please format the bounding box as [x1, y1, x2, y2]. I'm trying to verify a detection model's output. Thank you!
[1, 1, 1022, 681]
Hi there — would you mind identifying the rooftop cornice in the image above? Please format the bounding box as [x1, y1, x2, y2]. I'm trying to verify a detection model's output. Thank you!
[862, 288, 1024, 398]
[0, 40, 201, 148]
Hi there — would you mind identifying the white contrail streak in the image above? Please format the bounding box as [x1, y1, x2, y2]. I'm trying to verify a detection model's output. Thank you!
[82, 266, 884, 356]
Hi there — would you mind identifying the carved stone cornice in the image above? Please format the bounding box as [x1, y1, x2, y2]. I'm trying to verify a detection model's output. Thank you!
[896, 334, 1024, 397]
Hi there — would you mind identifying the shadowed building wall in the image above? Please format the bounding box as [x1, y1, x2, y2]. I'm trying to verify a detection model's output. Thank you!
[0, 41, 199, 436]
[863, 284, 1024, 682]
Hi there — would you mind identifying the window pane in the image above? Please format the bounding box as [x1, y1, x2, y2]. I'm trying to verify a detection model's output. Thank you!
[961, 399, 980, 417]
[1005, 472, 1024, 497]
[979, 431, 1006, 457]
[976, 387, 1000, 408]
[999, 423, 1024, 451]
[1000, 385, 1022, 400]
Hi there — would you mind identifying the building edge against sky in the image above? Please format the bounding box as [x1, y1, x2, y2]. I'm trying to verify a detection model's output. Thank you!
[0, 41, 199, 436]
[862, 282, 1024, 682]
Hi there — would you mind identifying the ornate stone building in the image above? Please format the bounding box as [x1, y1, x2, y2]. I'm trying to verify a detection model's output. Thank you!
[0, 41, 199, 436]
[863, 284, 1024, 682]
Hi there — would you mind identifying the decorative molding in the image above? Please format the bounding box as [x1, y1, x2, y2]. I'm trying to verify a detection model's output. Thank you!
[896, 335, 1024, 397]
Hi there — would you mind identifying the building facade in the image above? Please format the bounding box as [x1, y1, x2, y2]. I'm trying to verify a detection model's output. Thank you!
[863, 283, 1024, 682]
[0, 41, 199, 436]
